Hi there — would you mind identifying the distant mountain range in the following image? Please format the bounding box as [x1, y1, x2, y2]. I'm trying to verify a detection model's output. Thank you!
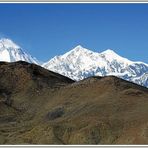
[0, 38, 147, 87]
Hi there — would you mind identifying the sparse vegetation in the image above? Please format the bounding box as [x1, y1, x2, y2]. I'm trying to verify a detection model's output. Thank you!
[0, 61, 148, 144]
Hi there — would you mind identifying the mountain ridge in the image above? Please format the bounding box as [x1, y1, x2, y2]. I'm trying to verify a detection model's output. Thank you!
[43, 45, 148, 87]
[0, 38, 147, 88]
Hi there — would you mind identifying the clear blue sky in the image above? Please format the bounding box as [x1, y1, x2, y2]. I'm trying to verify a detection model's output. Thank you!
[0, 3, 148, 63]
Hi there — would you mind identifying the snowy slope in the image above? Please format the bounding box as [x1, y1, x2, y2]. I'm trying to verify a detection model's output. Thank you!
[43, 45, 148, 87]
[0, 38, 38, 64]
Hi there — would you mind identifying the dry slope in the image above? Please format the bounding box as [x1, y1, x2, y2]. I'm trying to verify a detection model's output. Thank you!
[0, 61, 148, 144]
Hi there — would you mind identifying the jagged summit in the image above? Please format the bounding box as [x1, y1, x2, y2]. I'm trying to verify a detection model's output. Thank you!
[72, 45, 95, 53]
[0, 38, 38, 64]
[61, 45, 93, 58]
[74, 45, 83, 49]
[71, 46, 117, 55]
[0, 38, 20, 49]
[72, 45, 89, 53]
[101, 48, 118, 55]
[100, 48, 132, 64]
[63, 46, 124, 62]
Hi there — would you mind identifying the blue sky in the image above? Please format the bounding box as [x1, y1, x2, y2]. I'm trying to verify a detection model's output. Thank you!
[0, 3, 148, 63]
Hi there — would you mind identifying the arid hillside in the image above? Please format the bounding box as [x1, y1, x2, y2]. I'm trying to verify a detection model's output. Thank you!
[0, 61, 148, 144]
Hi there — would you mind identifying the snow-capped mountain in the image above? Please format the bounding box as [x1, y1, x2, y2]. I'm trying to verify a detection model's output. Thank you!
[43, 45, 148, 87]
[0, 38, 147, 88]
[0, 38, 38, 64]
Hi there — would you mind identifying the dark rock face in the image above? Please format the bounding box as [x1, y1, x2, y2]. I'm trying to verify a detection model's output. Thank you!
[47, 107, 64, 120]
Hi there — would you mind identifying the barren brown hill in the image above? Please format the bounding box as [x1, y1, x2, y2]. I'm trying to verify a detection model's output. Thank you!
[0, 61, 148, 144]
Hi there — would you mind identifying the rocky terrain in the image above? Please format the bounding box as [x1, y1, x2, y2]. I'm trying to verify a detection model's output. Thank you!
[0, 61, 148, 144]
